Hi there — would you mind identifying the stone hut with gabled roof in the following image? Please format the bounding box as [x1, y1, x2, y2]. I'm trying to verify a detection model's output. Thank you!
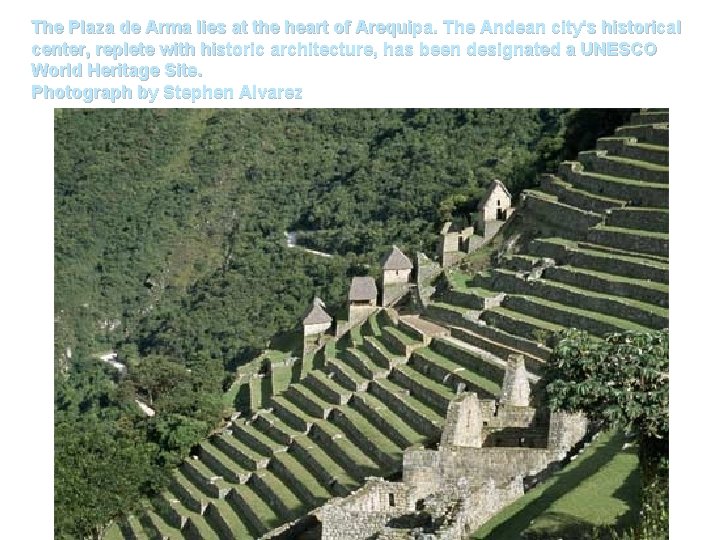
[478, 179, 514, 237]
[380, 245, 414, 306]
[302, 296, 332, 337]
[348, 276, 378, 323]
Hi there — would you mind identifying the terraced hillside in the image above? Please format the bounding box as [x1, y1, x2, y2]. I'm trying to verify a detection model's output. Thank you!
[105, 110, 668, 539]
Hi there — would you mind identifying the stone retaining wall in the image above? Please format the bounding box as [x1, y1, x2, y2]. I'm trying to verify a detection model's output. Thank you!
[540, 174, 623, 213]
[480, 309, 540, 342]
[615, 124, 669, 146]
[588, 227, 668, 257]
[309, 425, 377, 480]
[409, 353, 495, 401]
[607, 207, 669, 233]
[429, 339, 506, 383]
[330, 409, 399, 470]
[285, 386, 329, 419]
[199, 446, 247, 484]
[368, 381, 442, 438]
[596, 137, 669, 166]
[389, 368, 450, 415]
[579, 150, 668, 183]
[268, 459, 318, 506]
[523, 191, 604, 231]
[350, 395, 415, 448]
[204, 503, 235, 539]
[287, 443, 350, 498]
[169, 475, 205, 514]
[227, 489, 266, 537]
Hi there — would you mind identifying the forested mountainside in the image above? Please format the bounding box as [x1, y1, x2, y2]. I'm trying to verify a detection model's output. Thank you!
[54, 108, 633, 538]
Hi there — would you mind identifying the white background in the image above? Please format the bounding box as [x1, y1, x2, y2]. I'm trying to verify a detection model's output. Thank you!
[0, 0, 715, 537]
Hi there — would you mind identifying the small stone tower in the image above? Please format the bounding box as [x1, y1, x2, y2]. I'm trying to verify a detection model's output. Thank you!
[302, 297, 332, 337]
[380, 245, 413, 306]
[440, 392, 484, 448]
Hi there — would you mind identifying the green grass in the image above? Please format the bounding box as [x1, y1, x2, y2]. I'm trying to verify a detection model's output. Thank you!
[547, 176, 626, 205]
[600, 154, 668, 171]
[592, 224, 669, 240]
[472, 430, 641, 539]
[558, 265, 668, 292]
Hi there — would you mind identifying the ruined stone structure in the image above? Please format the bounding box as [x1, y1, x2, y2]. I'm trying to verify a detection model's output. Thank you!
[381, 246, 414, 307]
[437, 223, 484, 268]
[302, 297, 333, 338]
[318, 358, 587, 539]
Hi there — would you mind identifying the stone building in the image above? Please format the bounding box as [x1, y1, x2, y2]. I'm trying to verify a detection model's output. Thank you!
[477, 179, 514, 241]
[302, 297, 332, 338]
[317, 355, 587, 539]
[381, 246, 414, 306]
[437, 222, 485, 268]
[348, 276, 378, 323]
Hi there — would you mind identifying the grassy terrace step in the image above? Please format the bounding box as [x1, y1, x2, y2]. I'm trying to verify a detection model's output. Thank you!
[362, 336, 404, 369]
[141, 510, 184, 540]
[227, 484, 279, 537]
[368, 378, 443, 438]
[615, 123, 669, 146]
[330, 407, 403, 468]
[522, 190, 604, 232]
[309, 420, 384, 480]
[349, 392, 428, 448]
[629, 110, 669, 125]
[579, 150, 669, 183]
[232, 420, 287, 457]
[557, 161, 668, 207]
[249, 469, 306, 521]
[390, 363, 456, 415]
[448, 326, 548, 373]
[204, 498, 252, 539]
[198, 440, 251, 484]
[481, 306, 563, 343]
[410, 347, 500, 399]
[379, 324, 424, 357]
[544, 265, 668, 307]
[152, 492, 187, 531]
[341, 346, 389, 378]
[503, 295, 652, 336]
[303, 371, 353, 405]
[288, 433, 360, 494]
[606, 207, 668, 233]
[539, 174, 626, 213]
[490, 268, 668, 329]
[325, 356, 369, 391]
[168, 468, 209, 514]
[363, 311, 384, 337]
[181, 457, 233, 498]
[270, 395, 314, 433]
[575, 240, 667, 264]
[588, 225, 668, 257]
[253, 411, 298, 446]
[424, 301, 475, 329]
[285, 383, 334, 419]
[596, 137, 669, 166]
[118, 515, 149, 540]
[428, 338, 506, 384]
[212, 431, 269, 471]
[527, 238, 668, 284]
[269, 451, 333, 507]
[498, 254, 539, 273]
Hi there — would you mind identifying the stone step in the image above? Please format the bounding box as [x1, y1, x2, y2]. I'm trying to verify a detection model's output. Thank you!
[428, 338, 507, 384]
[522, 190, 604, 233]
[330, 407, 403, 469]
[423, 301, 474, 328]
[226, 485, 278, 537]
[253, 411, 298, 446]
[204, 499, 253, 540]
[544, 265, 668, 307]
[168, 469, 208, 515]
[615, 123, 669, 146]
[140, 509, 184, 540]
[183, 513, 224, 540]
[248, 469, 306, 523]
[349, 392, 427, 449]
[578, 150, 668, 183]
[118, 515, 149, 540]
[480, 306, 563, 344]
[341, 346, 389, 379]
[409, 348, 500, 400]
[198, 440, 251, 484]
[489, 268, 668, 329]
[606, 207, 668, 233]
[232, 420, 288, 457]
[539, 174, 627, 213]
[596, 137, 668, 166]
[588, 225, 668, 257]
[361, 336, 405, 369]
[362, 311, 385, 337]
[325, 355, 370, 392]
[390, 364, 455, 416]
[502, 295, 653, 337]
[367, 379, 443, 439]
[212, 431, 269, 471]
[288, 434, 358, 495]
[448, 326, 548, 374]
[150, 493, 186, 533]
[379, 325, 424, 358]
[303, 371, 353, 405]
[309, 420, 384, 480]
[575, 240, 667, 264]
[268, 451, 333, 507]
[527, 238, 668, 284]
[180, 458, 232, 499]
[558, 161, 668, 208]
[629, 110, 669, 125]
[270, 395, 314, 433]
[285, 384, 334, 419]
